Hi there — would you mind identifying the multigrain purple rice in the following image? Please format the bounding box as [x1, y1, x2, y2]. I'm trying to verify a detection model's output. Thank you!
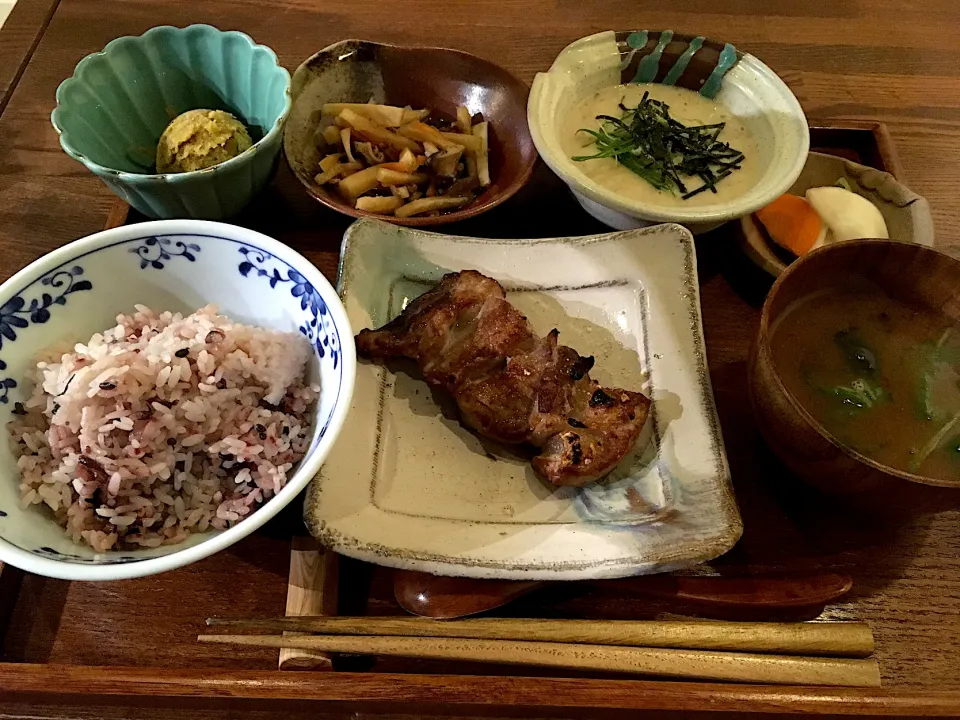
[8, 305, 319, 553]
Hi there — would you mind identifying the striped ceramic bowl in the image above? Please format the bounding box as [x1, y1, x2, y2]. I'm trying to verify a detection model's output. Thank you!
[528, 30, 808, 233]
[51, 25, 291, 220]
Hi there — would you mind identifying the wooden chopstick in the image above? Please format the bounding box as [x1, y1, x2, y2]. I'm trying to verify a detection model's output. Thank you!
[197, 633, 881, 687]
[205, 616, 875, 658]
[278, 540, 338, 671]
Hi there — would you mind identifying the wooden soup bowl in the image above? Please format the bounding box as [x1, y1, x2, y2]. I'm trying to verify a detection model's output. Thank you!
[749, 240, 960, 516]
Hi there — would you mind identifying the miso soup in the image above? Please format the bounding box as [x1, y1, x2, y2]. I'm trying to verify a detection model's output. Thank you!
[772, 280, 960, 481]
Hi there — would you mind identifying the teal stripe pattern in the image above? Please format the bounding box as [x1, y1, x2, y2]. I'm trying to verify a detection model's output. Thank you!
[620, 31, 649, 72]
[700, 42, 738, 98]
[622, 31, 740, 98]
[662, 36, 704, 86]
[633, 30, 673, 83]
[626, 31, 649, 49]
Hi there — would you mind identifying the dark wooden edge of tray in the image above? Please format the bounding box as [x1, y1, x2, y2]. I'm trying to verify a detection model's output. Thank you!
[807, 120, 904, 178]
[2, 665, 960, 716]
[2, 121, 959, 716]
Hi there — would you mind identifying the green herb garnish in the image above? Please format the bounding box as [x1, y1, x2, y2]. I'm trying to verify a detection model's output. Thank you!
[908, 329, 960, 420]
[802, 362, 886, 412]
[572, 92, 745, 200]
[831, 378, 885, 410]
[834, 329, 878, 376]
[825, 329, 888, 410]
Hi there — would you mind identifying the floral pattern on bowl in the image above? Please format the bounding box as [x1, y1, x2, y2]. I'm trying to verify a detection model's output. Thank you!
[130, 238, 201, 269]
[238, 247, 341, 367]
[0, 220, 355, 581]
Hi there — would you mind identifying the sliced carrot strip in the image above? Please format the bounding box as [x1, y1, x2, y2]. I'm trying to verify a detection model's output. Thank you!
[755, 194, 825, 257]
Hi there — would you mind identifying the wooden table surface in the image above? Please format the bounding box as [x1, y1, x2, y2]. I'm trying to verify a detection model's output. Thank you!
[1, 0, 960, 718]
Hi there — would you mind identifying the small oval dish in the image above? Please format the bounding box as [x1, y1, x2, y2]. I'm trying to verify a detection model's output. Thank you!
[0, 220, 355, 580]
[738, 153, 935, 277]
[528, 30, 809, 234]
[51, 25, 291, 220]
[283, 39, 537, 226]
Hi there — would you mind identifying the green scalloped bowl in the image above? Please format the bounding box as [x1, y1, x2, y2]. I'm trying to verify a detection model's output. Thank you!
[51, 24, 291, 219]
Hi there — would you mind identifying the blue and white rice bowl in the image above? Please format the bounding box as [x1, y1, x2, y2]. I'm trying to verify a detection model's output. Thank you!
[0, 220, 355, 580]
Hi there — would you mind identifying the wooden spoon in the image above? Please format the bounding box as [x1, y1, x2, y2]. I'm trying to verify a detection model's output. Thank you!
[394, 570, 853, 620]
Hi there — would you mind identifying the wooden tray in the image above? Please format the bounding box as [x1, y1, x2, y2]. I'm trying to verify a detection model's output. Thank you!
[1, 122, 959, 719]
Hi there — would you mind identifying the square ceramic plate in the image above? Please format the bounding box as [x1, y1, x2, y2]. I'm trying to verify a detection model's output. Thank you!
[305, 218, 741, 580]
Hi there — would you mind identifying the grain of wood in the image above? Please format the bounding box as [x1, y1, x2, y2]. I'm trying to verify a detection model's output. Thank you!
[278, 539, 338, 671]
[2, 665, 959, 718]
[103, 199, 129, 230]
[0, 0, 60, 114]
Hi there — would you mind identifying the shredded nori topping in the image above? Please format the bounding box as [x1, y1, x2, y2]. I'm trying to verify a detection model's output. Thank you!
[573, 91, 746, 200]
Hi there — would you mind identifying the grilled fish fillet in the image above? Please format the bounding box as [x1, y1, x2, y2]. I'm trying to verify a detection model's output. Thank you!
[355, 270, 651, 486]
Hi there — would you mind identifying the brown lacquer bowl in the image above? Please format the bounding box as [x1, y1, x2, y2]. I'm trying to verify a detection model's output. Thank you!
[749, 240, 960, 515]
[283, 39, 536, 226]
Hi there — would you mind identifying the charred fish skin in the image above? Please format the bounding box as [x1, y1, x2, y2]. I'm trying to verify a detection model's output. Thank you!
[355, 270, 650, 486]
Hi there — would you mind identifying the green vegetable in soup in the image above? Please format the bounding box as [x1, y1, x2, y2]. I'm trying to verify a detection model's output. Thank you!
[910, 341, 941, 420]
[773, 281, 960, 482]
[822, 329, 887, 411]
[907, 329, 960, 471]
[832, 378, 885, 409]
[908, 330, 960, 421]
[802, 364, 886, 412]
[834, 328, 878, 375]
